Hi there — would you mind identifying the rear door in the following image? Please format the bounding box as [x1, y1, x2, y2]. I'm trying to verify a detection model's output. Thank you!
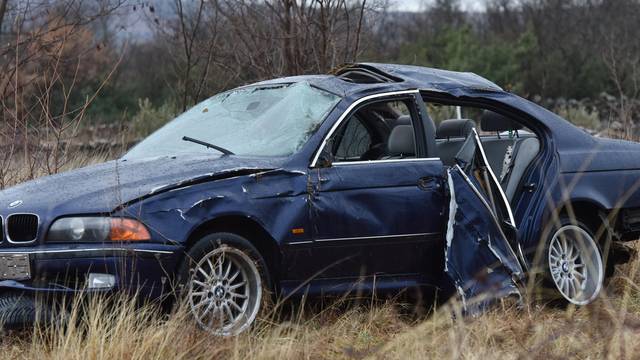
[445, 128, 525, 312]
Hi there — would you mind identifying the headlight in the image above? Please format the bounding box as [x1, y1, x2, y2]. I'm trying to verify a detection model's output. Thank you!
[47, 217, 151, 242]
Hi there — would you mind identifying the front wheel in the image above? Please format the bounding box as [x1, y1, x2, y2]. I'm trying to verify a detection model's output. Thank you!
[179, 233, 269, 336]
[546, 220, 604, 305]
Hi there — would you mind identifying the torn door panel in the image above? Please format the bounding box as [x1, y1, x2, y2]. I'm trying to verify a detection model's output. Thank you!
[445, 165, 523, 312]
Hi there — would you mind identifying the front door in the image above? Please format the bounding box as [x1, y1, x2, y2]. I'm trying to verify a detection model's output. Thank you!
[301, 94, 446, 286]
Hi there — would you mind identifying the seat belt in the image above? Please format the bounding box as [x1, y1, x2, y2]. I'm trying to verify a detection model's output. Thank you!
[499, 140, 518, 184]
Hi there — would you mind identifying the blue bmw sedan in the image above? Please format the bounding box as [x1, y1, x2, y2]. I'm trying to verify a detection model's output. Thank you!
[1, 63, 639, 334]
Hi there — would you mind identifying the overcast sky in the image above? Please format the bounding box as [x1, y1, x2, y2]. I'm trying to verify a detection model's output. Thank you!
[390, 0, 486, 12]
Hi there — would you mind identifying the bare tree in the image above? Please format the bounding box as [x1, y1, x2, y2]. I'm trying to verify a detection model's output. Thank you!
[598, 0, 640, 139]
[147, 0, 226, 111]
[0, 0, 125, 187]
[0, 0, 8, 33]
[147, 0, 385, 110]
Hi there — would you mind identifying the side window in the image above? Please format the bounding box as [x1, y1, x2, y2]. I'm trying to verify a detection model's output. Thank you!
[330, 99, 418, 163]
[334, 116, 371, 160]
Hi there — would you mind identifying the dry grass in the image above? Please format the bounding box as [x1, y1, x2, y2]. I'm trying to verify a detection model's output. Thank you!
[1, 263, 640, 360]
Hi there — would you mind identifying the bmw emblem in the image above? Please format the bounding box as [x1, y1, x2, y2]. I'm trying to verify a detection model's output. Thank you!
[8, 200, 23, 209]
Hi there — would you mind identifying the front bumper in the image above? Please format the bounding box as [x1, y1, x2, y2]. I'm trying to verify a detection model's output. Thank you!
[0, 243, 182, 299]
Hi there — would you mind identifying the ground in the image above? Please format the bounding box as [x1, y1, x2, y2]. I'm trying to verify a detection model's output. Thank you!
[0, 256, 639, 359]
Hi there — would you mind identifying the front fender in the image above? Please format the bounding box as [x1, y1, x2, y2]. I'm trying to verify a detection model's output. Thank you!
[122, 169, 312, 246]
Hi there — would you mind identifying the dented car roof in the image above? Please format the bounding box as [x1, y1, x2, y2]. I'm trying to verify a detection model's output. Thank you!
[253, 63, 503, 97]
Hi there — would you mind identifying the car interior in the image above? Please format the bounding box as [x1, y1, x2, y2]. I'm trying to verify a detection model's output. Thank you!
[330, 100, 418, 162]
[435, 112, 540, 202]
[329, 99, 540, 204]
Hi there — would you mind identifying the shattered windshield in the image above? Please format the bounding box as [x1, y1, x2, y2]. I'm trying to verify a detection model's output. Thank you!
[124, 82, 340, 159]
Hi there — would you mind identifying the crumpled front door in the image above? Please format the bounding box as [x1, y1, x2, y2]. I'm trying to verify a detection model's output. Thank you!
[445, 129, 525, 313]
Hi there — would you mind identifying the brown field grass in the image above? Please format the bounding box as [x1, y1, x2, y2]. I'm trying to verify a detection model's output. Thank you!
[1, 154, 640, 359]
[1, 263, 640, 360]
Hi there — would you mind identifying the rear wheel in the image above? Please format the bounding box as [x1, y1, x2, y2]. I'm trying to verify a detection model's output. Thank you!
[545, 218, 604, 305]
[180, 233, 269, 336]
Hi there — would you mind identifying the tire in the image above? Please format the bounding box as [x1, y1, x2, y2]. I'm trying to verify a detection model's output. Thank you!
[0, 293, 59, 330]
[0, 294, 35, 329]
[542, 216, 604, 305]
[177, 232, 271, 336]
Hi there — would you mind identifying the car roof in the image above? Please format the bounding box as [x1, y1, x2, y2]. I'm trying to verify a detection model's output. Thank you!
[247, 63, 602, 158]
[249, 63, 503, 98]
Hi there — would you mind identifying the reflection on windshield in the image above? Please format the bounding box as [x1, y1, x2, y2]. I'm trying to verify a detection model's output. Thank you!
[124, 82, 341, 159]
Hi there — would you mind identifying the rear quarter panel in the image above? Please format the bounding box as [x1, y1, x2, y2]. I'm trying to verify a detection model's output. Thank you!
[557, 137, 640, 211]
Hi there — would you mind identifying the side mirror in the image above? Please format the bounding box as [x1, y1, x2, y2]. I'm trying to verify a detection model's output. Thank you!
[317, 140, 335, 168]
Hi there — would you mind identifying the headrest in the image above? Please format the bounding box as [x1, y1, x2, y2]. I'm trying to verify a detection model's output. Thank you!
[395, 115, 412, 125]
[387, 125, 415, 156]
[480, 111, 522, 132]
[436, 119, 475, 139]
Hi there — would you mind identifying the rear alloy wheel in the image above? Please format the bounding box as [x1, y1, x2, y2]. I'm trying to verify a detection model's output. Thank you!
[184, 234, 266, 336]
[547, 224, 604, 305]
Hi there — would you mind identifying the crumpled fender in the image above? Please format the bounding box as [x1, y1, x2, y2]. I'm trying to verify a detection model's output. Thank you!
[121, 168, 312, 248]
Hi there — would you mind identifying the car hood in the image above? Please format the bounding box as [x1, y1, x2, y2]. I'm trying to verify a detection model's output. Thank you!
[0, 155, 284, 216]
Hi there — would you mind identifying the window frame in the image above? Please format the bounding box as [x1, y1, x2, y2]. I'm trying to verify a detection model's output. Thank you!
[310, 90, 439, 168]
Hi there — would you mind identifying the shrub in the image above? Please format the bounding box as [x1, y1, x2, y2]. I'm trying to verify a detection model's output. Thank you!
[130, 99, 180, 140]
[554, 101, 601, 130]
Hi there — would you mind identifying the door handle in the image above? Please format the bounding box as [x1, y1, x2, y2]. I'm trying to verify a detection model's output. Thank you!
[418, 176, 440, 190]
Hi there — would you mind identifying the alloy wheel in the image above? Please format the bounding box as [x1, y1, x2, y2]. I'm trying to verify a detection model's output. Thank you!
[187, 245, 262, 335]
[548, 225, 603, 305]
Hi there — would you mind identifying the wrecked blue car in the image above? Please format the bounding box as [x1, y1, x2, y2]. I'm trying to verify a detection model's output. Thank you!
[1, 63, 639, 334]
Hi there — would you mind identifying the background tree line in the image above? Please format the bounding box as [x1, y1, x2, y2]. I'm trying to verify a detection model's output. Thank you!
[0, 0, 638, 182]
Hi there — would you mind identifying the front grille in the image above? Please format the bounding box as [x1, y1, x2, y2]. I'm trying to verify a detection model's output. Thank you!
[7, 214, 39, 242]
